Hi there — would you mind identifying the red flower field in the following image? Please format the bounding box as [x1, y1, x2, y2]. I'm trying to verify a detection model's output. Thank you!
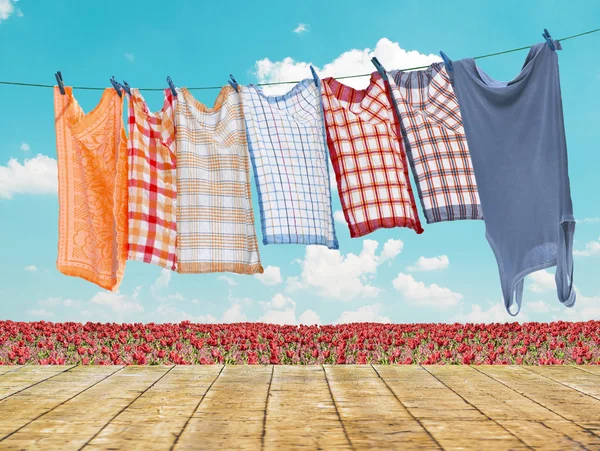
[1, 320, 599, 365]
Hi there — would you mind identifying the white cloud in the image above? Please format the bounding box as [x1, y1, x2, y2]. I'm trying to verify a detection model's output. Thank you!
[89, 289, 144, 315]
[20, 142, 30, 152]
[577, 217, 600, 223]
[560, 288, 600, 321]
[574, 237, 600, 257]
[24, 265, 37, 272]
[291, 239, 402, 300]
[393, 273, 462, 308]
[259, 308, 298, 325]
[298, 309, 321, 325]
[260, 293, 295, 310]
[27, 309, 55, 318]
[285, 276, 303, 292]
[124, 53, 134, 62]
[151, 269, 171, 294]
[222, 303, 247, 323]
[380, 239, 404, 263]
[255, 265, 282, 285]
[335, 304, 391, 324]
[528, 300, 550, 313]
[0, 154, 58, 199]
[293, 23, 309, 34]
[528, 269, 555, 293]
[257, 293, 321, 325]
[254, 37, 440, 95]
[151, 303, 217, 324]
[218, 275, 238, 286]
[38, 297, 81, 309]
[333, 210, 346, 224]
[453, 303, 529, 323]
[407, 255, 449, 272]
[0, 0, 17, 22]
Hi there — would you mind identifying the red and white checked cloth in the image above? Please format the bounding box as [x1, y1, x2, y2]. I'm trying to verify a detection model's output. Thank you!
[388, 63, 482, 224]
[321, 72, 423, 237]
[127, 88, 177, 270]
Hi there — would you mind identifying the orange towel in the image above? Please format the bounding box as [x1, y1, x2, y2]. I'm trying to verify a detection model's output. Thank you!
[54, 87, 128, 291]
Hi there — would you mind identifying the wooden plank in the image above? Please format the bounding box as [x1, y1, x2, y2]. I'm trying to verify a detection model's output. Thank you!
[263, 365, 351, 450]
[0, 365, 172, 450]
[424, 365, 561, 421]
[374, 365, 485, 420]
[0, 366, 75, 400]
[498, 420, 598, 450]
[375, 365, 526, 449]
[83, 365, 223, 450]
[425, 365, 600, 449]
[0, 365, 596, 449]
[577, 366, 600, 376]
[0, 366, 122, 438]
[476, 366, 600, 424]
[0, 366, 22, 377]
[419, 420, 529, 450]
[526, 366, 600, 400]
[326, 365, 439, 449]
[173, 365, 272, 450]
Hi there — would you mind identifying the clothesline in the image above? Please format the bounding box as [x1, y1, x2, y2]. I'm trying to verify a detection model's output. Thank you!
[0, 27, 599, 92]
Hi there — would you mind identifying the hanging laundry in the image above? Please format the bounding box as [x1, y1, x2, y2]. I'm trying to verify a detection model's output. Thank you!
[175, 87, 263, 274]
[127, 88, 177, 271]
[242, 79, 339, 249]
[387, 63, 482, 224]
[321, 72, 423, 237]
[54, 87, 128, 291]
[450, 41, 576, 315]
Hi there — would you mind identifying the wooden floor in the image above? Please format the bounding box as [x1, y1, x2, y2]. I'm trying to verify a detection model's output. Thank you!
[0, 366, 599, 450]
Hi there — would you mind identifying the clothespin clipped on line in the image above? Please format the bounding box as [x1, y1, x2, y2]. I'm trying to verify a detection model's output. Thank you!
[55, 71, 65, 95]
[543, 29, 556, 51]
[110, 76, 123, 97]
[371, 57, 387, 79]
[167, 76, 178, 97]
[228, 74, 239, 92]
[440, 51, 453, 73]
[121, 80, 132, 96]
[309, 65, 320, 88]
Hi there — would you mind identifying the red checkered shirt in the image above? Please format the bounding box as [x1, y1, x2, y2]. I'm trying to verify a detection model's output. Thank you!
[321, 72, 423, 237]
[127, 88, 177, 270]
[388, 63, 482, 224]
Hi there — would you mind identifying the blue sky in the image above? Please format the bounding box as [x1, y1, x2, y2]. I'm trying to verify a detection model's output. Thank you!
[1, 0, 599, 324]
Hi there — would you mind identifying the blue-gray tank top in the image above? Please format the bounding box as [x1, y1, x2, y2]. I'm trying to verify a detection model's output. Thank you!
[450, 41, 576, 315]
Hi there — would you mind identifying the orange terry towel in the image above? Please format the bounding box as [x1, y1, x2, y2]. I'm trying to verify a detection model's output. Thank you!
[54, 87, 128, 291]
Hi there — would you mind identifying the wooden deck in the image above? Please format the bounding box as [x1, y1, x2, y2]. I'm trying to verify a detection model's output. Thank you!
[0, 366, 599, 450]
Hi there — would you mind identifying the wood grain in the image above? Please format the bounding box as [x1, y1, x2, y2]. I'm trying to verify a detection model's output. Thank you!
[0, 365, 596, 450]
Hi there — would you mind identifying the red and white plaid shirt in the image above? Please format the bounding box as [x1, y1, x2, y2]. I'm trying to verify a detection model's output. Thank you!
[321, 73, 423, 237]
[127, 89, 177, 270]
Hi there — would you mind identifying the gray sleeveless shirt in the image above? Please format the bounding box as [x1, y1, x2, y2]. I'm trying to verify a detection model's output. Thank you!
[450, 41, 576, 315]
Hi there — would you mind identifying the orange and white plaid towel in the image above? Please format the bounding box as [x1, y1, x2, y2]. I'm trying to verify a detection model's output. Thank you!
[127, 89, 177, 270]
[175, 86, 263, 274]
[54, 87, 128, 291]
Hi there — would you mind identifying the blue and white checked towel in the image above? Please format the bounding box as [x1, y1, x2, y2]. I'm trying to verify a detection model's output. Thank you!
[242, 79, 338, 249]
